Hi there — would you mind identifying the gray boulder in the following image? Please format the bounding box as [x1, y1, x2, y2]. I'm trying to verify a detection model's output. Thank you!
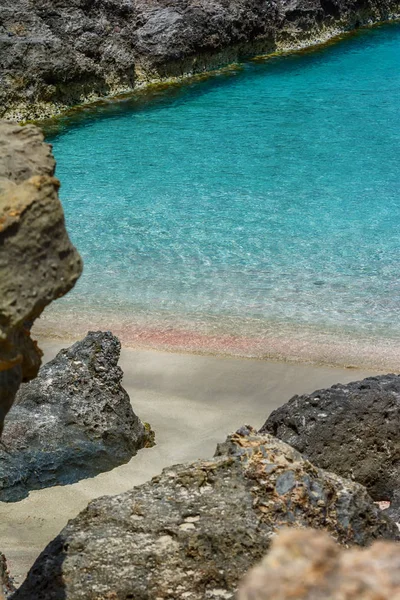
[261, 374, 400, 505]
[0, 331, 153, 502]
[14, 427, 398, 599]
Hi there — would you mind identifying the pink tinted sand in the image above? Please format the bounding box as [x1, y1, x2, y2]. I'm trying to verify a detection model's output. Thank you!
[33, 310, 400, 371]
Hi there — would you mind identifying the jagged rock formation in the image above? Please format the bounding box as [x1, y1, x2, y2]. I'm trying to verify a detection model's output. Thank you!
[0, 121, 82, 433]
[14, 427, 398, 599]
[0, 331, 153, 502]
[1, 0, 399, 120]
[239, 528, 400, 600]
[261, 374, 400, 506]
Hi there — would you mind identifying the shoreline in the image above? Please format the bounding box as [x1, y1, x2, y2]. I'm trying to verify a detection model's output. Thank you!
[12, 18, 400, 125]
[33, 312, 400, 372]
[0, 340, 382, 587]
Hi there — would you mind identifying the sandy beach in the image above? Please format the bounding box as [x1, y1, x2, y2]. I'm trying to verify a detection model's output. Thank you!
[0, 339, 382, 587]
[33, 312, 400, 372]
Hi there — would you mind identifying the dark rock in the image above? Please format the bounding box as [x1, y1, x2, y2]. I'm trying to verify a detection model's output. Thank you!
[0, 331, 153, 502]
[0, 121, 82, 433]
[260, 373, 400, 503]
[239, 528, 400, 600]
[1, 0, 399, 120]
[14, 428, 398, 599]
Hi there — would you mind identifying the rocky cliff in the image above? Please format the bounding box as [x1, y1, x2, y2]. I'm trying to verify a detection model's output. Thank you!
[0, 121, 82, 433]
[1, 0, 399, 120]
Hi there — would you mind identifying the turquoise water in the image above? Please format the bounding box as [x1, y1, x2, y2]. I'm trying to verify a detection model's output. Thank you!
[45, 24, 400, 363]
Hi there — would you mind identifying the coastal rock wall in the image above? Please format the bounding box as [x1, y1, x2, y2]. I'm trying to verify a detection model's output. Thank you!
[1, 0, 399, 120]
[0, 121, 82, 433]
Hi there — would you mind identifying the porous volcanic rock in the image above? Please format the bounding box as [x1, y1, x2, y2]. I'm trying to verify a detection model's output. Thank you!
[0, 331, 152, 502]
[239, 528, 400, 600]
[0, 121, 82, 433]
[1, 0, 399, 120]
[261, 374, 400, 504]
[14, 427, 398, 600]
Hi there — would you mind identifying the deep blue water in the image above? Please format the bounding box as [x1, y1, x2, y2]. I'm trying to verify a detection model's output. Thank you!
[46, 24, 400, 358]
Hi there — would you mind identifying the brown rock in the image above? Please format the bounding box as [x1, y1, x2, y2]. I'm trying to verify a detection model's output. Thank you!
[239, 528, 400, 600]
[0, 121, 82, 432]
[261, 374, 400, 504]
[0, 551, 15, 598]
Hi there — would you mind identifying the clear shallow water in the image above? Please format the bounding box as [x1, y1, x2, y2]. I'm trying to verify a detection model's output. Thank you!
[44, 24, 400, 365]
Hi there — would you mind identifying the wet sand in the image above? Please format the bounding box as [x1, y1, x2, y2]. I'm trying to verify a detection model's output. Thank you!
[0, 340, 381, 586]
[33, 313, 400, 372]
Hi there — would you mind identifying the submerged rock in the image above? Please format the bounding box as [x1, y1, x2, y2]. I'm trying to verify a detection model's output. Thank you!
[1, 0, 399, 120]
[261, 374, 400, 504]
[0, 331, 152, 502]
[0, 121, 82, 433]
[239, 528, 400, 600]
[14, 428, 398, 599]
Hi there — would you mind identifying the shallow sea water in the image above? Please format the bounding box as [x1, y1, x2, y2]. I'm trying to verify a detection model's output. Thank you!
[42, 24, 400, 367]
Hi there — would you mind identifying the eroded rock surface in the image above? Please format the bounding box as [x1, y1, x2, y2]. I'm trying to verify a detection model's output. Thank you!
[1, 0, 399, 120]
[14, 427, 398, 599]
[0, 121, 82, 433]
[0, 331, 153, 502]
[239, 528, 400, 600]
[261, 374, 400, 504]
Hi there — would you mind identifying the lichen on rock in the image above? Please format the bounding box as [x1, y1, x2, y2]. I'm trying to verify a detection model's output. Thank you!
[14, 427, 398, 599]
